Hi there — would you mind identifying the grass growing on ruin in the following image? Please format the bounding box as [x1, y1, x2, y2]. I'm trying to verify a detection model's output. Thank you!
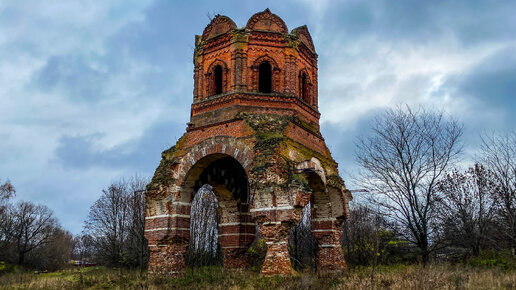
[0, 264, 515, 289]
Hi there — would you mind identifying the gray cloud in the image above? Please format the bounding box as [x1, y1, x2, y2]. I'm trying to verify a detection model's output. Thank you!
[459, 47, 516, 110]
[53, 119, 184, 171]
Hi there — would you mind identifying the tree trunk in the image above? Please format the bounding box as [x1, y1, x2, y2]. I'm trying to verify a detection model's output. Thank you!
[18, 250, 25, 265]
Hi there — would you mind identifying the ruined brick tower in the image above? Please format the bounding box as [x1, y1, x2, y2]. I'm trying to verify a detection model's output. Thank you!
[145, 9, 352, 276]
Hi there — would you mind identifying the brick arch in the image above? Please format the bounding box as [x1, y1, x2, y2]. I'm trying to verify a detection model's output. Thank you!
[207, 58, 229, 71]
[252, 55, 279, 69]
[294, 158, 346, 272]
[176, 137, 253, 195]
[206, 59, 229, 96]
[251, 55, 281, 93]
[175, 138, 256, 269]
[296, 157, 326, 185]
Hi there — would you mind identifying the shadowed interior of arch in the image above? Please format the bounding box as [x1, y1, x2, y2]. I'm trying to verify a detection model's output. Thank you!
[193, 156, 249, 204]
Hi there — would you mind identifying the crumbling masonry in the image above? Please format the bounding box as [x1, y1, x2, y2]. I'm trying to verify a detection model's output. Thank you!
[145, 9, 352, 276]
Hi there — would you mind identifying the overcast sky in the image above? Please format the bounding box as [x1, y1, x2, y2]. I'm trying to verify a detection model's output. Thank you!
[1, 0, 515, 234]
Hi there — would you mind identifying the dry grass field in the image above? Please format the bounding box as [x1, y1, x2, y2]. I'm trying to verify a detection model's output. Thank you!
[0, 264, 515, 289]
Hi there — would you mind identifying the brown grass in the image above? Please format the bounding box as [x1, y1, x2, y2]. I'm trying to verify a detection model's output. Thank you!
[0, 264, 514, 289]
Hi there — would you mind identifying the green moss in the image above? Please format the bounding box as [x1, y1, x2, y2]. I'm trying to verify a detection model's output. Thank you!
[238, 113, 292, 177]
[280, 139, 336, 169]
[147, 158, 177, 192]
[291, 116, 320, 135]
[327, 174, 344, 188]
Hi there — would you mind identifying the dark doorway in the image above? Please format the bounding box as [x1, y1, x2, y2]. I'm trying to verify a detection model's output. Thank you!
[214, 65, 223, 95]
[258, 62, 272, 93]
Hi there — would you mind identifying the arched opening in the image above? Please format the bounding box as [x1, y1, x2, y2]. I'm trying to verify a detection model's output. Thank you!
[299, 72, 310, 104]
[258, 61, 272, 93]
[184, 154, 255, 269]
[214, 65, 223, 95]
[288, 172, 322, 271]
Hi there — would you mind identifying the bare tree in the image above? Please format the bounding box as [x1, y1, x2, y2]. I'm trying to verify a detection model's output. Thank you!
[11, 201, 58, 265]
[0, 179, 15, 202]
[0, 179, 15, 253]
[479, 131, 516, 255]
[436, 164, 498, 256]
[31, 228, 73, 271]
[186, 184, 222, 267]
[84, 181, 128, 266]
[127, 177, 148, 271]
[288, 203, 317, 270]
[355, 105, 463, 264]
[83, 176, 149, 268]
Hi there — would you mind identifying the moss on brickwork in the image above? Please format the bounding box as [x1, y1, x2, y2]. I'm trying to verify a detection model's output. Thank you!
[163, 134, 189, 159]
[280, 139, 336, 172]
[290, 172, 310, 192]
[291, 116, 320, 136]
[148, 134, 189, 193]
[237, 113, 291, 180]
[147, 158, 177, 194]
[237, 112, 340, 191]
[327, 174, 345, 189]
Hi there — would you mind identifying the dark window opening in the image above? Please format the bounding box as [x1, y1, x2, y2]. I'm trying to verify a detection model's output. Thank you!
[301, 73, 309, 103]
[214, 65, 223, 95]
[259, 61, 272, 93]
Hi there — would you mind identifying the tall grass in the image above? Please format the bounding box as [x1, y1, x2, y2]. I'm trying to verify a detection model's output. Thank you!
[0, 263, 514, 289]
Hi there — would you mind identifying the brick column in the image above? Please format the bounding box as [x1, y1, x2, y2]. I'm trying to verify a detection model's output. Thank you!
[219, 212, 255, 269]
[145, 202, 191, 276]
[312, 217, 347, 274]
[258, 222, 294, 276]
[232, 49, 248, 92]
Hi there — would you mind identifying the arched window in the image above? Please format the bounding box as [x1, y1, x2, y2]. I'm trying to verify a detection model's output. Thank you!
[299, 72, 310, 104]
[258, 61, 272, 93]
[214, 65, 223, 95]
